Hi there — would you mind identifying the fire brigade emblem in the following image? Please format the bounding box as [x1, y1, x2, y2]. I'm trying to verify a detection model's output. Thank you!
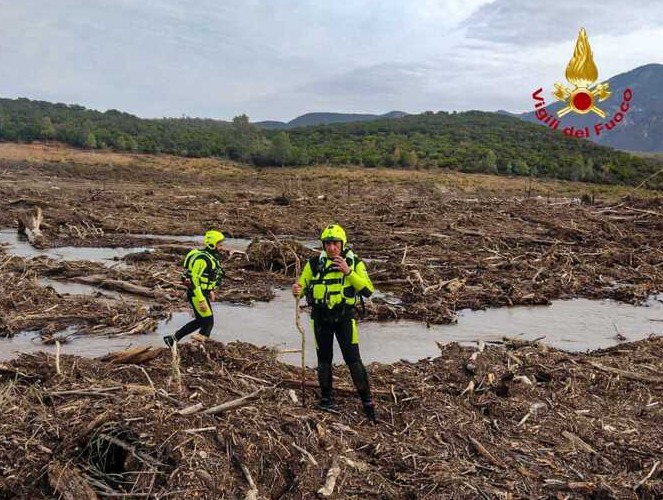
[553, 28, 611, 118]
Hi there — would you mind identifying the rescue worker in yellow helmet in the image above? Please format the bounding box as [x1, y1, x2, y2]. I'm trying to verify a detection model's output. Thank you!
[292, 224, 377, 422]
[164, 229, 225, 347]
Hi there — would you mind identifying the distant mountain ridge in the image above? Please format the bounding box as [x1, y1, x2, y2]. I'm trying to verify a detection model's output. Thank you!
[520, 63, 663, 152]
[255, 110, 407, 129]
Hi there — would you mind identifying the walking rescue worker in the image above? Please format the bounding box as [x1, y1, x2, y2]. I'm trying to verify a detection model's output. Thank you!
[164, 229, 225, 347]
[292, 224, 377, 422]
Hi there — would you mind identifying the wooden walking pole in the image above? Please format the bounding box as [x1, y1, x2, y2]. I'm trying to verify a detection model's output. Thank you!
[293, 255, 307, 407]
[295, 297, 306, 407]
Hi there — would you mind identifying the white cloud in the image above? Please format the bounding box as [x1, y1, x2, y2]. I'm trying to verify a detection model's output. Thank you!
[0, 0, 660, 120]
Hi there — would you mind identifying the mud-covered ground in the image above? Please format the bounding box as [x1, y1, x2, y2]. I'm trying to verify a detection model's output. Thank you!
[1, 336, 661, 499]
[0, 143, 661, 498]
[0, 143, 661, 337]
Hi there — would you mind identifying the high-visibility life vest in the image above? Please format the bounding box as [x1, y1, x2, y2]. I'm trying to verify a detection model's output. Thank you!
[307, 250, 362, 310]
[181, 249, 223, 291]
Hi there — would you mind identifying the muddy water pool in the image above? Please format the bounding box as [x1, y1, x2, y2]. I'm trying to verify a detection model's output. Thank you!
[2, 289, 660, 366]
[1, 230, 661, 365]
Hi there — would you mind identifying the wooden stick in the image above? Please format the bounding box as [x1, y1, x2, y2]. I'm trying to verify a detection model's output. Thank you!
[318, 457, 341, 497]
[48, 460, 99, 500]
[177, 402, 204, 415]
[561, 430, 612, 466]
[295, 297, 306, 407]
[55, 340, 62, 375]
[587, 361, 663, 384]
[156, 389, 187, 408]
[633, 460, 660, 490]
[96, 432, 160, 468]
[279, 378, 391, 396]
[183, 426, 217, 434]
[203, 387, 268, 415]
[140, 366, 155, 391]
[469, 437, 504, 468]
[171, 342, 182, 394]
[561, 430, 597, 454]
[293, 443, 319, 466]
[239, 460, 258, 500]
[49, 387, 123, 397]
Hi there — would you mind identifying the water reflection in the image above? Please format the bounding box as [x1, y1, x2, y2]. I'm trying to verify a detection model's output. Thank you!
[39, 278, 127, 300]
[0, 229, 252, 263]
[2, 227, 661, 364]
[2, 290, 660, 365]
[0, 229, 148, 266]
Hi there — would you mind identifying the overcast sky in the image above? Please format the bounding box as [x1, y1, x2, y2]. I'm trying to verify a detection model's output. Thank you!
[1, 0, 662, 122]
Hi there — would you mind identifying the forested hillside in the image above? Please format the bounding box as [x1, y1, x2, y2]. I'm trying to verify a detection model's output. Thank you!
[285, 111, 661, 187]
[0, 97, 660, 188]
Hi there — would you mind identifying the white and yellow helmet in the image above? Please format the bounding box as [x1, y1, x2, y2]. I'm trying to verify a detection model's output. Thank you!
[204, 229, 225, 250]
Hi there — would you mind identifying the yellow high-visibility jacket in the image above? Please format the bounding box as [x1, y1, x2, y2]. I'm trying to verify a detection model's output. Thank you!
[297, 250, 373, 310]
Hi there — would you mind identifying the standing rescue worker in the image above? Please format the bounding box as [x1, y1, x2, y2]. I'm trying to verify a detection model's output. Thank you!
[164, 229, 225, 347]
[292, 224, 377, 422]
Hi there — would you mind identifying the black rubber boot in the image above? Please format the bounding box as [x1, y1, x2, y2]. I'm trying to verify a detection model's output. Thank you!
[347, 361, 371, 401]
[317, 363, 334, 411]
[348, 361, 376, 422]
[163, 335, 176, 348]
[362, 398, 377, 423]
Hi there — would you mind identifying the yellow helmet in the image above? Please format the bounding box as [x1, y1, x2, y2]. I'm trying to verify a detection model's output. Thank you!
[204, 229, 225, 250]
[320, 224, 347, 249]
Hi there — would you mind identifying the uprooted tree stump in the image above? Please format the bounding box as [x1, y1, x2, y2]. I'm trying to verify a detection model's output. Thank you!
[17, 206, 47, 247]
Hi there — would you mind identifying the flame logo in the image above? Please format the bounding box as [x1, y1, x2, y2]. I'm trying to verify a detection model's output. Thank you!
[565, 28, 598, 87]
[553, 28, 611, 118]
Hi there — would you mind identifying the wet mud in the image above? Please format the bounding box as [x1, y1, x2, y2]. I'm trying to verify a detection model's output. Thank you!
[1, 144, 661, 337]
[1, 337, 661, 498]
[0, 144, 661, 498]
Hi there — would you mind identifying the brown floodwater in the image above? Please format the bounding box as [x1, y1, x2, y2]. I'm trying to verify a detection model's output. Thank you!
[2, 289, 661, 365]
[2, 230, 661, 365]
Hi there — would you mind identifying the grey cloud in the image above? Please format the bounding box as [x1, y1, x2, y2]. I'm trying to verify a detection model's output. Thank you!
[0, 1, 658, 121]
[465, 0, 663, 44]
[238, 54, 535, 121]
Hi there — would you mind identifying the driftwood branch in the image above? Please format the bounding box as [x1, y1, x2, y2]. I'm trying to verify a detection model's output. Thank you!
[239, 460, 258, 500]
[17, 206, 45, 246]
[587, 361, 663, 384]
[48, 461, 99, 500]
[633, 460, 660, 490]
[97, 346, 161, 364]
[318, 457, 341, 497]
[203, 387, 269, 415]
[469, 437, 505, 468]
[71, 275, 161, 298]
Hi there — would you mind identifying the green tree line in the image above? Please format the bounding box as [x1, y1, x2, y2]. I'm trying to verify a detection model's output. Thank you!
[283, 111, 661, 186]
[0, 97, 660, 187]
